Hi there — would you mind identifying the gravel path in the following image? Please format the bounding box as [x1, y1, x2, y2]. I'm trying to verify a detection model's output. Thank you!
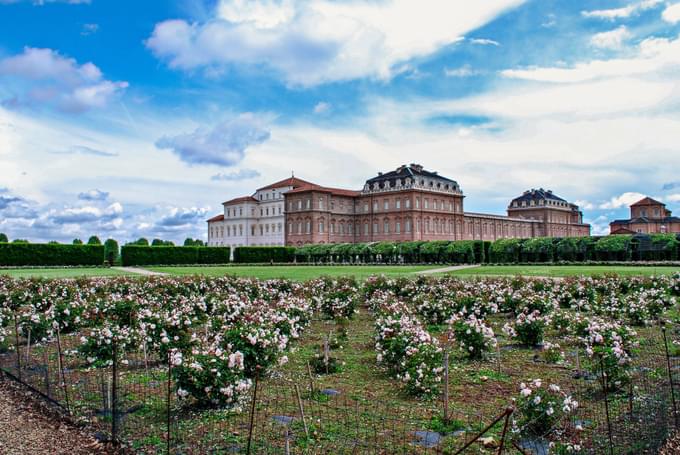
[0, 374, 109, 455]
[413, 264, 481, 275]
[111, 266, 167, 276]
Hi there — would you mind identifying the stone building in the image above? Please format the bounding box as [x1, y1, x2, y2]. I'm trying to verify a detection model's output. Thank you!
[283, 164, 590, 245]
[206, 176, 312, 248]
[610, 197, 680, 234]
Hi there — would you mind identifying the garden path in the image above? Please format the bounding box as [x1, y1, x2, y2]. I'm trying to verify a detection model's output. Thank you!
[413, 264, 481, 275]
[111, 266, 167, 276]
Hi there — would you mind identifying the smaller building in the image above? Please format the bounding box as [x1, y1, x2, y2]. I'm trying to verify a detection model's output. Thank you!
[610, 197, 680, 234]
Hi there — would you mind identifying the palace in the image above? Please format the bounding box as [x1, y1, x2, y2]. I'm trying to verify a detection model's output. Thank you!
[610, 197, 680, 235]
[207, 164, 590, 248]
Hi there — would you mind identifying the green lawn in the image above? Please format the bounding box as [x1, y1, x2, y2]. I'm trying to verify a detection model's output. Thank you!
[446, 264, 680, 277]
[147, 265, 440, 280]
[0, 267, 130, 279]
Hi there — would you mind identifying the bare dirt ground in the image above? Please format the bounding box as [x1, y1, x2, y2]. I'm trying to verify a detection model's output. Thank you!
[0, 373, 110, 455]
[659, 430, 680, 454]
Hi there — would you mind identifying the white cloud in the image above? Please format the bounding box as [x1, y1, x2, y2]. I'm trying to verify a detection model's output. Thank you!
[469, 38, 500, 46]
[590, 26, 631, 50]
[599, 192, 646, 209]
[575, 199, 595, 210]
[313, 101, 331, 114]
[211, 169, 261, 181]
[444, 65, 480, 77]
[155, 114, 271, 167]
[81, 23, 99, 36]
[582, 0, 663, 20]
[663, 3, 680, 23]
[501, 34, 680, 83]
[146, 0, 524, 86]
[0, 47, 127, 112]
[666, 193, 680, 202]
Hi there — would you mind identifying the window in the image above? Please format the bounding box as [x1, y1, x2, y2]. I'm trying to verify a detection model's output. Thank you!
[288, 223, 292, 234]
[364, 223, 369, 235]
[239, 208, 243, 216]
[373, 201, 378, 211]
[319, 221, 324, 233]
[373, 222, 378, 233]
[424, 199, 429, 209]
[259, 225, 263, 235]
[306, 221, 311, 234]
[396, 200, 401, 209]
[416, 198, 420, 209]
[396, 221, 401, 233]
[406, 199, 411, 209]
[251, 225, 256, 236]
[239, 225, 243, 236]
[319, 197, 324, 210]
[364, 203, 369, 212]
[384, 200, 389, 210]
[331, 222, 336, 234]
[297, 200, 302, 210]
[405, 219, 411, 232]
[306, 199, 311, 209]
[384, 220, 390, 233]
[297, 222, 302, 234]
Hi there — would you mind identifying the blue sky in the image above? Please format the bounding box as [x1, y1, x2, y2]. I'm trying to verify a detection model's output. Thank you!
[1, 0, 680, 242]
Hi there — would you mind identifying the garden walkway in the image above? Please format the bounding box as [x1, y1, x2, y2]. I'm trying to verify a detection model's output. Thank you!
[413, 264, 480, 275]
[111, 266, 167, 276]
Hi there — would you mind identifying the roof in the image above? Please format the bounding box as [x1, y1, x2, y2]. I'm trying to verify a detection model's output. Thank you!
[256, 176, 314, 192]
[207, 214, 224, 223]
[364, 164, 459, 189]
[610, 226, 637, 235]
[611, 216, 680, 225]
[631, 197, 665, 207]
[285, 183, 360, 197]
[222, 196, 258, 205]
[511, 188, 567, 205]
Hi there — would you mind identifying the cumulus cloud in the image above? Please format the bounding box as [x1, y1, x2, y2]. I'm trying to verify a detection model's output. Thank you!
[0, 47, 127, 112]
[78, 189, 109, 201]
[146, 0, 524, 86]
[501, 34, 680, 83]
[51, 202, 123, 224]
[599, 192, 646, 209]
[663, 2, 680, 23]
[156, 207, 209, 228]
[590, 26, 631, 50]
[0, 195, 22, 209]
[582, 0, 663, 20]
[155, 114, 270, 166]
[313, 101, 331, 114]
[211, 169, 261, 181]
[666, 193, 680, 202]
[575, 199, 595, 210]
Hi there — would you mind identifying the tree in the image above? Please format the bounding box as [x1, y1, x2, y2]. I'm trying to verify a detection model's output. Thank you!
[87, 235, 102, 245]
[0, 233, 8, 243]
[152, 239, 174, 246]
[104, 238, 119, 265]
[184, 237, 205, 246]
[48, 240, 60, 244]
[73, 238, 83, 245]
[132, 238, 149, 246]
[12, 239, 29, 244]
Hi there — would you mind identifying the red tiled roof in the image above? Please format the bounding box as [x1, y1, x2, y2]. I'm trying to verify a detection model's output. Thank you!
[222, 196, 258, 205]
[285, 183, 360, 197]
[256, 176, 315, 191]
[631, 197, 665, 207]
[207, 214, 224, 222]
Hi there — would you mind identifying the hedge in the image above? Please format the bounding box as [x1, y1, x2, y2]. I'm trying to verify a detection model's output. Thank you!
[121, 246, 231, 266]
[233, 246, 295, 263]
[0, 243, 104, 266]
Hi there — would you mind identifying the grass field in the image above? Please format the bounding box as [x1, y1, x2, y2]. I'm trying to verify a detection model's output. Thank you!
[147, 265, 440, 280]
[445, 264, 680, 277]
[0, 267, 130, 278]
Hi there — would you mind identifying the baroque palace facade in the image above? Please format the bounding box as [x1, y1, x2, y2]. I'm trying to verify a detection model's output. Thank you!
[207, 164, 590, 248]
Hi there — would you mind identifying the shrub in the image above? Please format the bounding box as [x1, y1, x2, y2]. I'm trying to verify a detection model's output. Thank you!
[504, 310, 549, 346]
[488, 238, 522, 263]
[104, 239, 119, 265]
[87, 236, 102, 245]
[233, 246, 295, 263]
[444, 241, 476, 263]
[121, 246, 231, 266]
[594, 235, 631, 261]
[448, 314, 496, 359]
[0, 243, 104, 266]
[515, 379, 578, 436]
[521, 237, 555, 262]
[0, 233, 7, 243]
[582, 320, 637, 390]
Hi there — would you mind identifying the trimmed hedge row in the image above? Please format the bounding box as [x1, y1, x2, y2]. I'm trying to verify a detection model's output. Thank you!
[292, 234, 680, 264]
[0, 243, 105, 266]
[233, 246, 296, 263]
[121, 246, 231, 266]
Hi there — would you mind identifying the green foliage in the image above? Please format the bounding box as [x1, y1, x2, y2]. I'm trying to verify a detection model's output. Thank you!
[419, 240, 450, 262]
[129, 238, 149, 246]
[104, 238, 119, 264]
[488, 238, 522, 263]
[183, 237, 205, 246]
[444, 240, 476, 263]
[12, 239, 29, 244]
[151, 238, 175, 246]
[121, 246, 231, 266]
[233, 246, 295, 263]
[0, 233, 7, 243]
[594, 235, 631, 261]
[87, 235, 102, 245]
[0, 243, 104, 266]
[72, 238, 83, 245]
[521, 237, 555, 262]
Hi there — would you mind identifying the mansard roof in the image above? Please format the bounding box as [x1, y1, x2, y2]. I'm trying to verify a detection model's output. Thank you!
[256, 176, 314, 192]
[611, 216, 680, 225]
[365, 164, 459, 188]
[511, 188, 567, 205]
[285, 182, 360, 197]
